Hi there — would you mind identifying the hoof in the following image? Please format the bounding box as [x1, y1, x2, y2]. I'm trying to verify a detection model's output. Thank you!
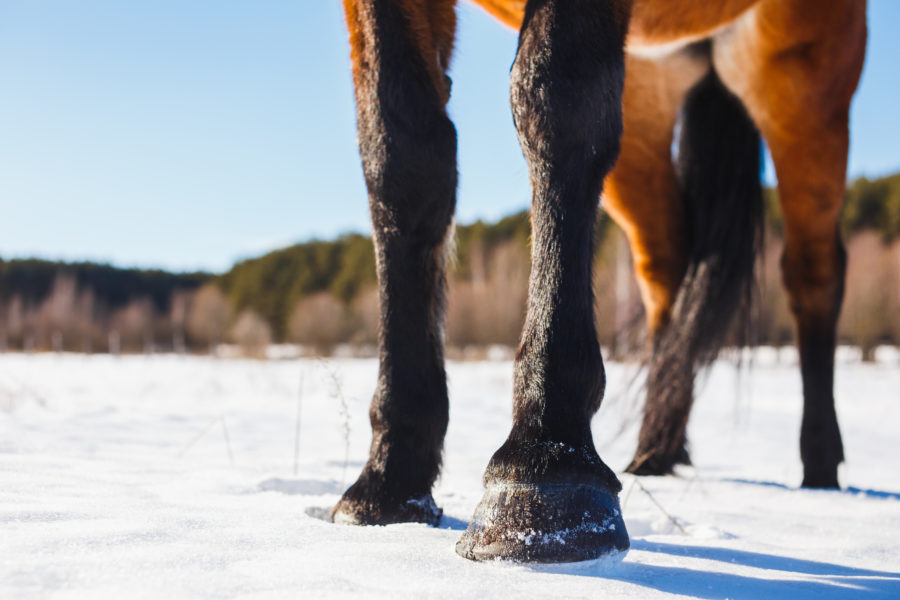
[456, 482, 629, 562]
[625, 442, 690, 476]
[801, 465, 840, 489]
[332, 490, 442, 526]
[625, 457, 673, 476]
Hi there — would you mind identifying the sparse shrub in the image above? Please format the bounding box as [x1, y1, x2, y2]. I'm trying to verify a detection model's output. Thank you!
[187, 284, 231, 353]
[110, 297, 155, 353]
[349, 287, 380, 346]
[287, 292, 348, 354]
[169, 290, 190, 354]
[839, 232, 895, 360]
[593, 224, 643, 358]
[230, 309, 272, 358]
[757, 236, 795, 349]
[446, 240, 529, 348]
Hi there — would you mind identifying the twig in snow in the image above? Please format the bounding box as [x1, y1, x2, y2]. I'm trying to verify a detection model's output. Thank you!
[177, 418, 220, 459]
[633, 476, 689, 536]
[294, 373, 304, 476]
[621, 474, 638, 510]
[318, 358, 351, 491]
[677, 467, 710, 502]
[178, 416, 235, 467]
[221, 417, 235, 467]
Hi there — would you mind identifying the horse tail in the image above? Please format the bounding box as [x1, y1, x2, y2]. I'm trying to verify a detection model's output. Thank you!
[661, 68, 764, 370]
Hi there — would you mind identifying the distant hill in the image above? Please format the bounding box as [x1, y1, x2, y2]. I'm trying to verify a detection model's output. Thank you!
[0, 259, 209, 312]
[217, 212, 535, 338]
[0, 171, 897, 353]
[219, 234, 377, 339]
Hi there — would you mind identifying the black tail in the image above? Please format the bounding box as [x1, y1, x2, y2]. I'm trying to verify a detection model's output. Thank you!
[628, 69, 764, 475]
[665, 68, 764, 368]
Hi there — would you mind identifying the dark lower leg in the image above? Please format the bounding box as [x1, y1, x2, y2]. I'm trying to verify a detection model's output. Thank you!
[797, 321, 843, 488]
[776, 159, 846, 489]
[334, 0, 457, 524]
[778, 226, 845, 488]
[785, 241, 846, 488]
[457, 0, 631, 562]
[334, 237, 453, 524]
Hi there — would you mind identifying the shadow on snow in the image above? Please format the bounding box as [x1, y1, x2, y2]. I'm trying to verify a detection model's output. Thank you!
[723, 478, 900, 501]
[535, 540, 900, 599]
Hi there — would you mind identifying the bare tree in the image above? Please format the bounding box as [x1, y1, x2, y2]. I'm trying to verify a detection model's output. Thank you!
[840, 232, 892, 361]
[446, 240, 529, 349]
[591, 226, 642, 358]
[169, 290, 190, 354]
[349, 286, 380, 347]
[231, 309, 272, 358]
[186, 284, 231, 354]
[37, 274, 78, 351]
[288, 292, 348, 354]
[757, 237, 795, 353]
[0, 299, 6, 352]
[111, 297, 155, 353]
[75, 288, 97, 353]
[20, 298, 37, 353]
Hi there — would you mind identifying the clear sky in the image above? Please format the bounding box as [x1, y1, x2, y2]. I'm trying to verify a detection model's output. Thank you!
[1, 1, 898, 273]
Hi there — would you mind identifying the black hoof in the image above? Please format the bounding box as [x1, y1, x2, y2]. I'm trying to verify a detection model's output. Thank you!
[674, 442, 692, 466]
[625, 441, 690, 476]
[332, 481, 442, 526]
[455, 482, 629, 562]
[801, 465, 840, 489]
[625, 459, 669, 476]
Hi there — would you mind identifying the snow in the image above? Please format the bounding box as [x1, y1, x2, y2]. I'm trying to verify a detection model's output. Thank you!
[1, 352, 899, 599]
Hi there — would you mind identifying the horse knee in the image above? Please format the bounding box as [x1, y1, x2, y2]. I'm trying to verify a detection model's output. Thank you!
[364, 108, 457, 248]
[510, 1, 627, 197]
[348, 2, 457, 248]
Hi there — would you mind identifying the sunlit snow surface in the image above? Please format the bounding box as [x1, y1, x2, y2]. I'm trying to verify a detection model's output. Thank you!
[1, 352, 899, 599]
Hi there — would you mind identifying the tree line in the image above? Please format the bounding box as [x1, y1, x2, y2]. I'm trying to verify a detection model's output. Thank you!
[1, 172, 898, 357]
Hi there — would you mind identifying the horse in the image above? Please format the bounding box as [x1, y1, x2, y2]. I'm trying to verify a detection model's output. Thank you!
[333, 0, 868, 563]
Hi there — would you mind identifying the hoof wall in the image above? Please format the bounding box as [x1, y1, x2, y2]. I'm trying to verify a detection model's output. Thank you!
[625, 459, 670, 476]
[456, 482, 629, 563]
[626, 444, 690, 476]
[801, 471, 840, 490]
[332, 493, 442, 526]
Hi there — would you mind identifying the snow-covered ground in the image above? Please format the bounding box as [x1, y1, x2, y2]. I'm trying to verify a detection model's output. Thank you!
[1, 352, 899, 599]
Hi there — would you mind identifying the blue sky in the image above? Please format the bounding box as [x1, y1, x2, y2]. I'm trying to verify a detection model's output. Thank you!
[0, 1, 897, 273]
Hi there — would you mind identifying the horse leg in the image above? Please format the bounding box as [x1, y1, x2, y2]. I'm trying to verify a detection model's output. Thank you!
[601, 50, 709, 475]
[333, 0, 458, 524]
[456, 0, 632, 562]
[615, 43, 764, 476]
[714, 0, 866, 488]
[768, 135, 850, 489]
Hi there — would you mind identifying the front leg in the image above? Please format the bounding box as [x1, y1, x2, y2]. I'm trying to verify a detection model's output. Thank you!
[456, 0, 632, 562]
[333, 0, 458, 525]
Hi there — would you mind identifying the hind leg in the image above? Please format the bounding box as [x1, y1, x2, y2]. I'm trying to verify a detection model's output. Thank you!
[333, 0, 458, 524]
[767, 131, 850, 489]
[714, 0, 866, 487]
[603, 51, 707, 475]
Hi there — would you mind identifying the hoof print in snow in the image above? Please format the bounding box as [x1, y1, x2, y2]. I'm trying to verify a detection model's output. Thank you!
[456, 482, 629, 563]
[331, 493, 443, 527]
